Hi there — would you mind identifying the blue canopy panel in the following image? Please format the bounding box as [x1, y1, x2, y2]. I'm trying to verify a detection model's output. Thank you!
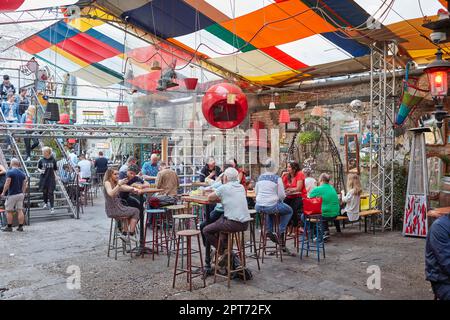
[38, 20, 79, 45]
[322, 31, 370, 57]
[120, 0, 217, 39]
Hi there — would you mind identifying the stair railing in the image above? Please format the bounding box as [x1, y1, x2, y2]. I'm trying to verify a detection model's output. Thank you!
[0, 108, 32, 224]
[30, 89, 78, 218]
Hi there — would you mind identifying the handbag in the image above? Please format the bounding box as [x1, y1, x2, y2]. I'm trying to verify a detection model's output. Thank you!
[303, 197, 322, 215]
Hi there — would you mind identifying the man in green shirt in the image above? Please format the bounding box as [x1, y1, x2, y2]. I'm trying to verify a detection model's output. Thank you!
[308, 173, 341, 240]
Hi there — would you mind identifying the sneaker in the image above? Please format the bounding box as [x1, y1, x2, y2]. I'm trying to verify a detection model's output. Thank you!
[2, 226, 13, 232]
[128, 234, 138, 243]
[266, 232, 279, 244]
[217, 253, 229, 268]
[42, 203, 48, 209]
[50, 208, 55, 214]
[16, 226, 24, 232]
[25, 157, 31, 162]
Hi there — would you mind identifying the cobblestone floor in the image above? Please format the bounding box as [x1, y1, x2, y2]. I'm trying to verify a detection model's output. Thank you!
[0, 195, 433, 300]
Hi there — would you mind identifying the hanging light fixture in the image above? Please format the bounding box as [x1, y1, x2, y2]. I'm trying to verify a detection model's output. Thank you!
[424, 48, 450, 128]
[151, 60, 161, 71]
[311, 106, 325, 117]
[115, 105, 130, 123]
[279, 109, 290, 123]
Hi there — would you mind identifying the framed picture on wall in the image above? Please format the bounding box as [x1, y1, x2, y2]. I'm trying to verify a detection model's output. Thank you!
[285, 118, 300, 132]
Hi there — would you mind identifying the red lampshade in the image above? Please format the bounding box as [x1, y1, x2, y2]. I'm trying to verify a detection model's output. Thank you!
[58, 113, 70, 124]
[115, 105, 130, 123]
[279, 109, 290, 124]
[184, 78, 198, 90]
[68, 139, 76, 144]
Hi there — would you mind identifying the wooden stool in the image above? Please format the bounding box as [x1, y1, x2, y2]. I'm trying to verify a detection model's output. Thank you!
[214, 230, 247, 288]
[257, 211, 283, 263]
[300, 214, 325, 263]
[107, 218, 134, 260]
[167, 214, 196, 267]
[144, 209, 169, 260]
[244, 214, 260, 271]
[172, 229, 206, 291]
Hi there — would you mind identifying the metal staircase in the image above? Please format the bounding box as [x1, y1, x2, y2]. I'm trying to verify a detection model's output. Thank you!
[0, 95, 77, 222]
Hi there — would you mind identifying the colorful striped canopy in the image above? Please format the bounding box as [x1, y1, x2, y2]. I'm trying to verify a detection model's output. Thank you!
[12, 0, 450, 87]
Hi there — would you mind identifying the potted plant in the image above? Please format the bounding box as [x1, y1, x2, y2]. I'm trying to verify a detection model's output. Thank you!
[297, 130, 321, 145]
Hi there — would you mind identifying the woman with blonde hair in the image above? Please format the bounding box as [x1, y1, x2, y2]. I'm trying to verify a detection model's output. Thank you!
[341, 173, 362, 222]
[21, 105, 39, 161]
[103, 168, 140, 242]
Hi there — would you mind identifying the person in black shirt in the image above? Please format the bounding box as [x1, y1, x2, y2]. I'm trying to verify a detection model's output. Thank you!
[120, 164, 149, 210]
[199, 157, 222, 182]
[17, 88, 29, 117]
[38, 147, 58, 213]
[94, 151, 108, 186]
[0, 75, 15, 101]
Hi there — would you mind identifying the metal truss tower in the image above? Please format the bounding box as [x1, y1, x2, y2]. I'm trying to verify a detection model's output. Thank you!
[369, 41, 396, 232]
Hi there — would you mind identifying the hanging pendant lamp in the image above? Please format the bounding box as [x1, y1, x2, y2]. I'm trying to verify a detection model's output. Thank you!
[115, 105, 130, 123]
[279, 109, 290, 124]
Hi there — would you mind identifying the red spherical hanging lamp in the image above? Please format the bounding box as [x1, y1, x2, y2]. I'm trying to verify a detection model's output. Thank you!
[115, 105, 130, 123]
[202, 82, 248, 129]
[279, 109, 290, 124]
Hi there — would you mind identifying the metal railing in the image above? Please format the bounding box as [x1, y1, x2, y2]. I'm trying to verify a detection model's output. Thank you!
[30, 88, 78, 218]
[0, 108, 31, 224]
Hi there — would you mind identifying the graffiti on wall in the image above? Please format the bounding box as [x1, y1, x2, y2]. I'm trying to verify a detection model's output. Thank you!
[403, 194, 428, 237]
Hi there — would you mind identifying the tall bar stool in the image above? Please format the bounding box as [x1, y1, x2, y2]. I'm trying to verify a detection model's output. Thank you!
[257, 210, 283, 263]
[144, 208, 169, 260]
[107, 218, 134, 260]
[214, 230, 247, 288]
[245, 210, 260, 270]
[300, 214, 326, 263]
[167, 213, 196, 267]
[172, 229, 206, 291]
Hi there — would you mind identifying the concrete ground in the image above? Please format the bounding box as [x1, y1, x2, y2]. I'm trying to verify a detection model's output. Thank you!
[0, 195, 433, 300]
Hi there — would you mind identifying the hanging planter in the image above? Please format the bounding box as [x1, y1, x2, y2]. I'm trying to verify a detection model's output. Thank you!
[184, 77, 198, 90]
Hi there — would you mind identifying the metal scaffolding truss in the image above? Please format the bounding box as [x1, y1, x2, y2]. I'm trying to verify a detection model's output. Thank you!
[0, 123, 192, 139]
[369, 41, 396, 232]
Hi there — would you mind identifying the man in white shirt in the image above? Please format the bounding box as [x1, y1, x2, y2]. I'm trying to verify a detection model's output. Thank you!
[68, 149, 78, 167]
[77, 154, 92, 181]
[204, 168, 251, 264]
[255, 158, 293, 249]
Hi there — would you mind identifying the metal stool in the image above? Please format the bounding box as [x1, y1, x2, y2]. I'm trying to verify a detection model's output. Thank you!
[245, 211, 260, 271]
[257, 211, 283, 263]
[144, 208, 169, 260]
[172, 229, 206, 291]
[300, 214, 326, 263]
[214, 230, 247, 288]
[167, 213, 196, 267]
[107, 218, 134, 260]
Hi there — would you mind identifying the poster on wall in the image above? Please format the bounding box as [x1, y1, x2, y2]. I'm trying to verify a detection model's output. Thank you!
[402, 194, 428, 237]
